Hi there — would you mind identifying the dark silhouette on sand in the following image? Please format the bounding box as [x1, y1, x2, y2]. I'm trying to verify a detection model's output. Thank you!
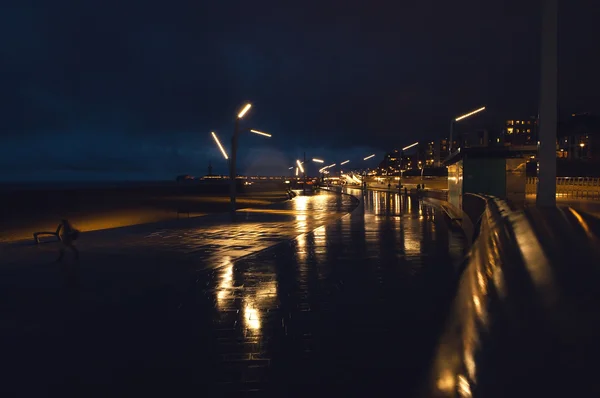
[56, 219, 80, 261]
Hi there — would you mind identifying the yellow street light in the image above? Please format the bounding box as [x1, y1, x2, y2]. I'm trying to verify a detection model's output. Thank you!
[250, 129, 271, 137]
[312, 158, 324, 163]
[296, 159, 304, 173]
[580, 143, 585, 148]
[364, 154, 375, 160]
[451, 106, 486, 153]
[237, 103, 252, 119]
[455, 106, 486, 122]
[402, 142, 419, 151]
[211, 131, 229, 160]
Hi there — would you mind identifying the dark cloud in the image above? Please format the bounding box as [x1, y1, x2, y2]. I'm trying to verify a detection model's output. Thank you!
[1, 0, 599, 180]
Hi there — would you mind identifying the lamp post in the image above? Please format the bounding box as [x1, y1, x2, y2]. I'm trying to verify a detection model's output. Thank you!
[228, 103, 271, 217]
[449, 106, 486, 154]
[400, 142, 419, 188]
[340, 160, 349, 186]
[362, 154, 376, 189]
[537, 0, 558, 206]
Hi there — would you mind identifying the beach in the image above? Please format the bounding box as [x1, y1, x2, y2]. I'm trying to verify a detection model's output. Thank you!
[0, 181, 290, 242]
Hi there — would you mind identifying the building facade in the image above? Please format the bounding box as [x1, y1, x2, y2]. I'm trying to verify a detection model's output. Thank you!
[557, 113, 600, 162]
[503, 117, 538, 146]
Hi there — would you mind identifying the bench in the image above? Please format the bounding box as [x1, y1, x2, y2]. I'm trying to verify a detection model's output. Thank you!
[33, 224, 62, 244]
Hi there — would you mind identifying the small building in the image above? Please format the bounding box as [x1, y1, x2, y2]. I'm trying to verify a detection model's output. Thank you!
[444, 147, 536, 209]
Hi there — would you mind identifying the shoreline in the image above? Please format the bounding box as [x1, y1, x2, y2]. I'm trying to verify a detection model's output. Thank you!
[0, 184, 289, 243]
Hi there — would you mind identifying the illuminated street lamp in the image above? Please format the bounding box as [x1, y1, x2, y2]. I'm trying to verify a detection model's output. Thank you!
[211, 131, 229, 160]
[229, 102, 271, 217]
[450, 106, 486, 153]
[402, 142, 419, 151]
[250, 129, 271, 137]
[364, 154, 376, 160]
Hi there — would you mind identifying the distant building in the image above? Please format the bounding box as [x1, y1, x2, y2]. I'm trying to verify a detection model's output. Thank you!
[380, 150, 402, 174]
[423, 141, 436, 167]
[557, 113, 600, 162]
[434, 138, 451, 167]
[503, 117, 538, 146]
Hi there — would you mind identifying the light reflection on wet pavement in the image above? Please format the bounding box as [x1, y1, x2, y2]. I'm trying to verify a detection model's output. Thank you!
[0, 189, 465, 396]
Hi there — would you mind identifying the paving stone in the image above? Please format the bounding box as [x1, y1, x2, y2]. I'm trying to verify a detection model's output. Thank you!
[0, 189, 465, 396]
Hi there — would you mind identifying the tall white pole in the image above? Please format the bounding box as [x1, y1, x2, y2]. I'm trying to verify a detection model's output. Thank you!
[537, 0, 558, 206]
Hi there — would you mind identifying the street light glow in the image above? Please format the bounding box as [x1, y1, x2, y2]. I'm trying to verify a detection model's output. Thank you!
[237, 103, 252, 119]
[580, 143, 585, 147]
[296, 159, 304, 173]
[327, 163, 336, 168]
[288, 167, 294, 170]
[249, 129, 271, 137]
[340, 160, 350, 165]
[455, 106, 486, 122]
[312, 158, 324, 163]
[211, 131, 229, 160]
[364, 154, 375, 160]
[295, 167, 299, 176]
[402, 142, 419, 151]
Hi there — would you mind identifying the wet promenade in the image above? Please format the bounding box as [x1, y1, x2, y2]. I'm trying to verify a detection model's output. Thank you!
[1, 189, 465, 396]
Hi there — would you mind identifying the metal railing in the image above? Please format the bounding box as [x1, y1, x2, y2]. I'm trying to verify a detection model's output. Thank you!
[526, 177, 600, 200]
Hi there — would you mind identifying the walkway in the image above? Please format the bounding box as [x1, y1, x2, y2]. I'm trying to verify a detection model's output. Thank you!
[0, 189, 466, 396]
[526, 194, 600, 217]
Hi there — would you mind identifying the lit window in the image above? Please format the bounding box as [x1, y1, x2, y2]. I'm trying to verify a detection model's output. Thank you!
[507, 128, 514, 134]
[516, 129, 520, 133]
[507, 120, 514, 125]
[497, 138, 500, 143]
[516, 121, 520, 124]
[527, 129, 531, 133]
[527, 121, 531, 124]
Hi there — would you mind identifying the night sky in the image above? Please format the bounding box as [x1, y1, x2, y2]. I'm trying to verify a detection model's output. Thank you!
[1, 0, 599, 180]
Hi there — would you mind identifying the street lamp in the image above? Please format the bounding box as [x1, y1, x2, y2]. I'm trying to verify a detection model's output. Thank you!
[450, 106, 486, 153]
[211, 131, 229, 160]
[229, 102, 271, 217]
[250, 129, 271, 137]
[402, 142, 419, 151]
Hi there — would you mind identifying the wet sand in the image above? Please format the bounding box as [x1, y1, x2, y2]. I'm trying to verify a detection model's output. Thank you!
[0, 183, 289, 242]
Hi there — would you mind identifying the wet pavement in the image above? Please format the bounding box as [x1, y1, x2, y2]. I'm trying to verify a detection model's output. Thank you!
[0, 189, 465, 397]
